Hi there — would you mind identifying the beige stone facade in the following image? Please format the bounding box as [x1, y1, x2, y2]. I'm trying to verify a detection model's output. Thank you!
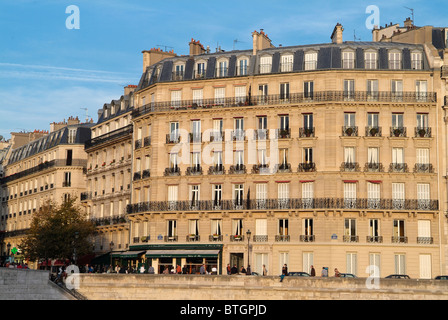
[126, 22, 448, 279]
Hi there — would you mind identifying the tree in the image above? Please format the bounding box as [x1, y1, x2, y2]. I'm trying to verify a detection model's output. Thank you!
[20, 198, 95, 264]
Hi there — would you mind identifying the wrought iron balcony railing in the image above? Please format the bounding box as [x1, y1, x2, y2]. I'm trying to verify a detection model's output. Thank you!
[417, 237, 434, 245]
[343, 235, 359, 243]
[342, 126, 358, 137]
[229, 164, 246, 174]
[166, 134, 180, 144]
[390, 127, 407, 138]
[299, 127, 315, 138]
[389, 163, 409, 173]
[366, 236, 383, 243]
[298, 162, 316, 173]
[365, 126, 382, 137]
[275, 235, 290, 242]
[415, 127, 432, 138]
[164, 167, 181, 176]
[275, 128, 291, 139]
[414, 164, 434, 174]
[341, 162, 360, 172]
[85, 125, 133, 150]
[299, 235, 315, 242]
[144, 136, 151, 147]
[391, 236, 408, 244]
[132, 91, 437, 119]
[127, 198, 439, 214]
[186, 166, 203, 176]
[208, 165, 225, 175]
[364, 162, 384, 173]
[253, 129, 269, 140]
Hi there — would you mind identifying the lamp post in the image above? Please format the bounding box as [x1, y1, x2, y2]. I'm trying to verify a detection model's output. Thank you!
[72, 232, 79, 265]
[6, 243, 11, 263]
[246, 230, 251, 271]
[109, 241, 114, 270]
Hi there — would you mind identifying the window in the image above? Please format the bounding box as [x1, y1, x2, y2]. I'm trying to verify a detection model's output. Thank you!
[237, 58, 248, 76]
[392, 183, 405, 209]
[417, 184, 430, 209]
[234, 118, 244, 140]
[279, 115, 289, 132]
[303, 148, 313, 164]
[344, 183, 357, 208]
[411, 52, 423, 70]
[169, 122, 179, 142]
[232, 219, 243, 236]
[416, 149, 429, 165]
[367, 80, 379, 100]
[392, 148, 404, 164]
[367, 113, 379, 128]
[416, 113, 429, 129]
[342, 51, 355, 69]
[344, 112, 356, 127]
[167, 220, 177, 238]
[281, 54, 293, 72]
[192, 89, 203, 106]
[389, 52, 401, 69]
[416, 81, 428, 101]
[279, 148, 289, 169]
[167, 185, 178, 210]
[367, 147, 379, 164]
[280, 83, 290, 101]
[369, 253, 381, 277]
[344, 219, 357, 242]
[365, 51, 377, 69]
[394, 254, 406, 274]
[235, 86, 246, 104]
[171, 90, 182, 108]
[256, 183, 267, 208]
[233, 184, 244, 208]
[369, 219, 381, 242]
[302, 218, 314, 239]
[418, 220, 432, 244]
[188, 220, 199, 237]
[212, 119, 223, 141]
[367, 182, 381, 208]
[344, 80, 355, 100]
[190, 120, 201, 142]
[63, 172, 71, 187]
[346, 253, 358, 275]
[258, 149, 267, 167]
[344, 147, 355, 164]
[304, 81, 314, 99]
[211, 219, 222, 236]
[213, 185, 222, 208]
[278, 219, 289, 236]
[302, 182, 314, 207]
[257, 116, 268, 138]
[393, 220, 406, 243]
[392, 113, 404, 129]
[278, 183, 289, 208]
[196, 62, 206, 78]
[174, 64, 184, 80]
[304, 52, 317, 70]
[303, 113, 313, 130]
[217, 60, 228, 77]
[258, 84, 268, 103]
[214, 87, 225, 105]
[189, 185, 200, 207]
[391, 80, 403, 100]
[260, 56, 272, 74]
[234, 150, 244, 168]
[169, 153, 178, 170]
[255, 219, 268, 238]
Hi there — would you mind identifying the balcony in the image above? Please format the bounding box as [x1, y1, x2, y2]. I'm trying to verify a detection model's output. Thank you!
[164, 167, 181, 177]
[415, 127, 432, 138]
[133, 172, 142, 181]
[132, 91, 437, 119]
[389, 163, 408, 173]
[275, 235, 290, 242]
[253, 235, 268, 242]
[189, 133, 202, 143]
[209, 235, 223, 242]
[142, 169, 151, 179]
[340, 162, 360, 172]
[186, 234, 200, 242]
[389, 127, 407, 138]
[208, 165, 225, 175]
[166, 134, 180, 144]
[414, 164, 434, 174]
[275, 163, 292, 173]
[172, 71, 184, 81]
[164, 236, 178, 243]
[230, 235, 245, 242]
[343, 235, 359, 243]
[193, 70, 206, 79]
[298, 163, 316, 173]
[252, 164, 270, 174]
[417, 237, 434, 245]
[209, 132, 224, 142]
[365, 127, 382, 137]
[85, 125, 133, 150]
[215, 67, 229, 78]
[229, 164, 246, 175]
[144, 136, 151, 147]
[366, 236, 383, 243]
[299, 127, 315, 138]
[135, 139, 143, 150]
[275, 128, 291, 139]
[391, 236, 408, 244]
[231, 130, 246, 141]
[126, 198, 439, 214]
[299, 235, 315, 242]
[186, 166, 203, 176]
[342, 126, 358, 137]
[253, 129, 269, 141]
[364, 162, 384, 173]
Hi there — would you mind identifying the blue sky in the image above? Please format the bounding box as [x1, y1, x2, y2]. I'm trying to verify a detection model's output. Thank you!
[0, 0, 446, 140]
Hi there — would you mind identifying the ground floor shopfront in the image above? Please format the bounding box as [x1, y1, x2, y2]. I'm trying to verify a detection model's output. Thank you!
[110, 244, 224, 274]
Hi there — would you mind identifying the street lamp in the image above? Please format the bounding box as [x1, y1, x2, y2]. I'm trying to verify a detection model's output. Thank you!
[109, 241, 114, 270]
[246, 230, 251, 271]
[72, 232, 79, 265]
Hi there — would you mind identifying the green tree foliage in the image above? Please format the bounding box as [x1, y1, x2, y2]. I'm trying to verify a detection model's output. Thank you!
[20, 198, 95, 262]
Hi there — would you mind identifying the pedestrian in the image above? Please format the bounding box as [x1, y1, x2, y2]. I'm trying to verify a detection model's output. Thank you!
[148, 265, 155, 274]
[241, 266, 246, 274]
[262, 264, 268, 276]
[310, 265, 316, 277]
[321, 267, 328, 277]
[140, 265, 145, 274]
[176, 264, 182, 274]
[199, 264, 206, 274]
[246, 265, 251, 276]
[163, 266, 169, 274]
[334, 268, 341, 277]
[231, 264, 238, 275]
[226, 264, 231, 275]
[280, 264, 288, 282]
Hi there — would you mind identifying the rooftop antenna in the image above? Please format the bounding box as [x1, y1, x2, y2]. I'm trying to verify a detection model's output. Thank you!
[156, 44, 174, 52]
[404, 6, 415, 22]
[233, 39, 245, 50]
[80, 108, 89, 123]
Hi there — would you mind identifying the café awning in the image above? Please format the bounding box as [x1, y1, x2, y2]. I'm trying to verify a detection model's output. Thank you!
[146, 249, 220, 258]
[111, 251, 145, 259]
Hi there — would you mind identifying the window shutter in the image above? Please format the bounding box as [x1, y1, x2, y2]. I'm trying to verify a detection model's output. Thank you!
[228, 55, 237, 77]
[356, 48, 364, 69]
[293, 50, 304, 71]
[271, 52, 280, 73]
[402, 48, 411, 69]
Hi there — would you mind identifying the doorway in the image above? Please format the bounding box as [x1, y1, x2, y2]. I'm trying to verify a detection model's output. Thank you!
[230, 253, 244, 273]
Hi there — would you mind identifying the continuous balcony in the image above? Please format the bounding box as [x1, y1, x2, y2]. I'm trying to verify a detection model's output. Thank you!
[132, 91, 437, 119]
[85, 125, 133, 150]
[127, 197, 439, 214]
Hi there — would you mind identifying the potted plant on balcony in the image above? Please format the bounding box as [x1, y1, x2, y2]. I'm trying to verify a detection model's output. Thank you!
[393, 128, 402, 137]
[369, 127, 378, 137]
[418, 128, 427, 137]
[304, 128, 313, 137]
[345, 127, 354, 136]
[233, 235, 242, 241]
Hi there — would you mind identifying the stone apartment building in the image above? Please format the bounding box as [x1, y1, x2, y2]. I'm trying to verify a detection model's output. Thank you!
[0, 118, 93, 266]
[123, 19, 448, 278]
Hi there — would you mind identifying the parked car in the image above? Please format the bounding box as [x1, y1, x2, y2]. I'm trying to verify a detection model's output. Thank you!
[288, 272, 311, 277]
[339, 273, 357, 278]
[435, 275, 448, 280]
[385, 274, 411, 279]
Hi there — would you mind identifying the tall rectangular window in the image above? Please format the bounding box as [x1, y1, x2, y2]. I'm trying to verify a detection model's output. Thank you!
[392, 183, 405, 209]
[214, 87, 225, 105]
[280, 83, 290, 100]
[171, 90, 182, 108]
[281, 55, 293, 72]
[394, 254, 406, 274]
[365, 52, 377, 69]
[304, 52, 317, 70]
[416, 80, 427, 101]
[389, 52, 401, 69]
[411, 52, 423, 70]
[346, 253, 358, 275]
[344, 80, 355, 100]
[391, 80, 403, 100]
[342, 51, 355, 69]
[235, 86, 246, 104]
[192, 89, 203, 106]
[260, 56, 272, 74]
[304, 81, 314, 99]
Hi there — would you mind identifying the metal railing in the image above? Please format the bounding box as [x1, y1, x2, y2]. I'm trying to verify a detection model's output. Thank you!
[132, 91, 437, 119]
[127, 198, 439, 214]
[85, 125, 133, 150]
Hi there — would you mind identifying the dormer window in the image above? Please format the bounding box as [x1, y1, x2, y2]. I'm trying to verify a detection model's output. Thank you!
[365, 51, 378, 69]
[342, 51, 355, 69]
[280, 54, 293, 72]
[195, 61, 206, 79]
[259, 55, 272, 74]
[389, 51, 402, 70]
[173, 63, 185, 81]
[237, 57, 249, 76]
[411, 51, 423, 70]
[216, 59, 228, 77]
[304, 52, 318, 71]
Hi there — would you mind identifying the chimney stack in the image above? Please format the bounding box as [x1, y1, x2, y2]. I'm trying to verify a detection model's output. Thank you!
[252, 29, 275, 55]
[404, 17, 414, 29]
[189, 38, 206, 56]
[142, 48, 177, 72]
[331, 23, 344, 44]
